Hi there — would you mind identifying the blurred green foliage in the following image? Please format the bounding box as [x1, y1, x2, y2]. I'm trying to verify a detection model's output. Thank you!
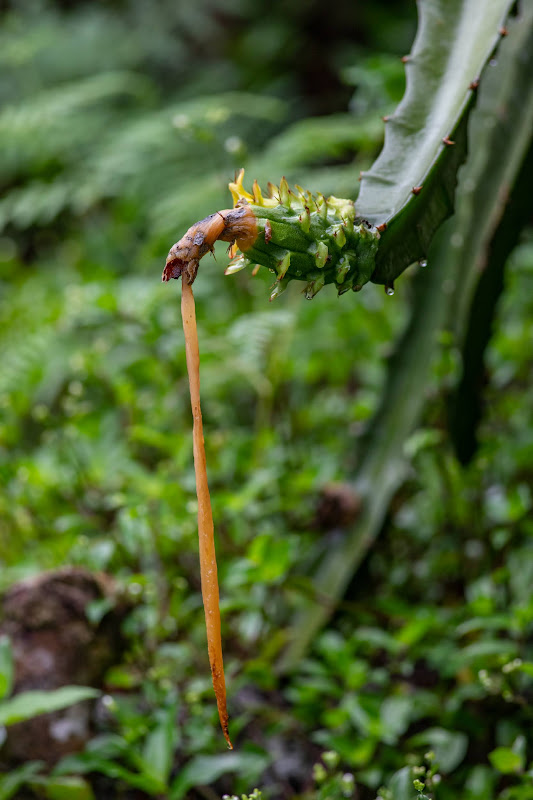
[1, 1, 532, 799]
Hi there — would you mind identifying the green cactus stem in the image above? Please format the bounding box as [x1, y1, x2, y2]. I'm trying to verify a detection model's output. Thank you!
[357, 0, 515, 284]
[164, 0, 516, 299]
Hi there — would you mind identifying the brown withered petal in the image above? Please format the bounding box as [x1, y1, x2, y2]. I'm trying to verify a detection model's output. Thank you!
[162, 206, 257, 285]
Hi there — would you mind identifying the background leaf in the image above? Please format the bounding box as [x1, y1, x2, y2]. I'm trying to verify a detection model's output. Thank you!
[0, 637, 13, 701]
[0, 687, 99, 727]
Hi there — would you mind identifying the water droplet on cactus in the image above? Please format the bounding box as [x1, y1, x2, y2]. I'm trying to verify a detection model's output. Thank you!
[385, 283, 395, 296]
[418, 258, 428, 268]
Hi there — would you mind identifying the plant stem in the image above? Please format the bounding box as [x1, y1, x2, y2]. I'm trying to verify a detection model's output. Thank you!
[181, 278, 232, 749]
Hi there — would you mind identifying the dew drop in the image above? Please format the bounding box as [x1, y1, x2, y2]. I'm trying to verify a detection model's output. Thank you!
[489, 58, 498, 67]
[385, 283, 395, 296]
[418, 258, 428, 268]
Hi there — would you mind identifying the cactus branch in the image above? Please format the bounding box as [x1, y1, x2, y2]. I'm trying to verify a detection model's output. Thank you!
[358, 0, 516, 284]
[163, 1, 516, 300]
[277, 1, 533, 672]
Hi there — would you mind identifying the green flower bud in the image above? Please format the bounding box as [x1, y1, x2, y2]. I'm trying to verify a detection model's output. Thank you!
[228, 170, 380, 298]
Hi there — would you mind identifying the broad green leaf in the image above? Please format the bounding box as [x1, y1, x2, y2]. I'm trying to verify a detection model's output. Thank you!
[0, 686, 99, 727]
[248, 534, 291, 582]
[0, 637, 13, 701]
[388, 766, 415, 800]
[103, 665, 140, 690]
[52, 753, 164, 796]
[54, 733, 130, 765]
[380, 696, 413, 744]
[170, 752, 269, 800]
[489, 747, 524, 774]
[140, 704, 178, 787]
[409, 727, 468, 773]
[464, 765, 496, 799]
[29, 776, 95, 800]
[0, 762, 44, 800]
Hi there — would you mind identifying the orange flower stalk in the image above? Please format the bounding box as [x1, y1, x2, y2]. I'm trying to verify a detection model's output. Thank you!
[163, 203, 257, 748]
[180, 278, 232, 748]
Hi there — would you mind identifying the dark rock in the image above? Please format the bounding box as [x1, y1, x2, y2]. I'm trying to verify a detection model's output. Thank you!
[0, 567, 131, 765]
